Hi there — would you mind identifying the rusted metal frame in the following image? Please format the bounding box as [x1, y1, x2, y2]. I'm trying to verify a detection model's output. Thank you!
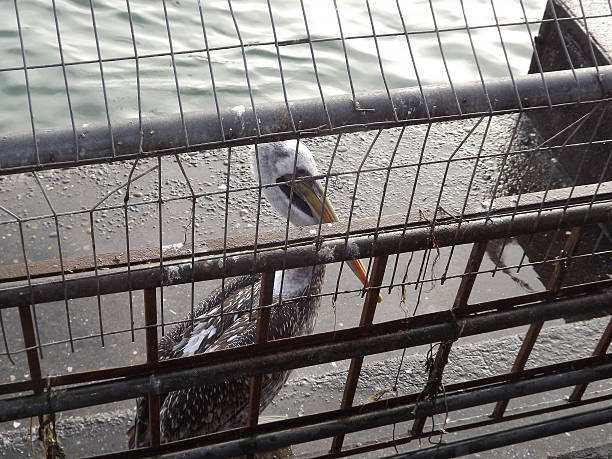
[0, 278, 610, 397]
[330, 255, 388, 453]
[17, 304, 47, 457]
[115, 363, 612, 459]
[2, 197, 611, 310]
[492, 226, 583, 418]
[1, 183, 609, 287]
[3, 180, 609, 286]
[410, 240, 488, 436]
[316, 391, 612, 458]
[1, 277, 611, 398]
[5, 289, 610, 424]
[144, 288, 159, 368]
[75, 355, 612, 459]
[569, 317, 612, 401]
[5, 276, 612, 396]
[0, 205, 552, 285]
[246, 272, 274, 441]
[18, 302, 48, 459]
[17, 304, 43, 393]
[143, 288, 161, 447]
[380, 406, 612, 459]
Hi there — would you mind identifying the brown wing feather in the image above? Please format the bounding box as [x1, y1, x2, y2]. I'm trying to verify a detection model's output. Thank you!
[127, 274, 260, 448]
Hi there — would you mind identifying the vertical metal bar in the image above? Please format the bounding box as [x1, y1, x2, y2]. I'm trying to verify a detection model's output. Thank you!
[246, 272, 275, 459]
[365, 0, 399, 122]
[411, 240, 488, 436]
[87, 0, 116, 158]
[333, 131, 382, 302]
[569, 318, 612, 402]
[520, 0, 552, 108]
[330, 255, 388, 454]
[488, 0, 523, 109]
[428, 0, 462, 114]
[18, 303, 48, 456]
[144, 288, 160, 448]
[492, 227, 582, 418]
[18, 304, 43, 392]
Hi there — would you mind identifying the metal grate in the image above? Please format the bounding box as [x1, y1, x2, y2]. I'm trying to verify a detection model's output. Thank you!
[0, 0, 611, 457]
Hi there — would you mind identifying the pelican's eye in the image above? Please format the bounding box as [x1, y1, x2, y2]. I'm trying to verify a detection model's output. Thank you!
[277, 174, 314, 219]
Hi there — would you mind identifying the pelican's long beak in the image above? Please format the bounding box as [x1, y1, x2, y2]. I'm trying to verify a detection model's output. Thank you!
[294, 179, 382, 303]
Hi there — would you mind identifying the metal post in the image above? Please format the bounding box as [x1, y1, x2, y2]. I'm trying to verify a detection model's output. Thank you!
[493, 226, 582, 418]
[569, 317, 612, 401]
[330, 255, 388, 453]
[144, 288, 160, 447]
[18, 304, 47, 458]
[411, 241, 488, 435]
[246, 272, 275, 459]
[18, 305, 43, 392]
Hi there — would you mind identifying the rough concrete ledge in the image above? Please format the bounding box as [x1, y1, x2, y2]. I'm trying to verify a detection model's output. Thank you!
[553, 443, 612, 459]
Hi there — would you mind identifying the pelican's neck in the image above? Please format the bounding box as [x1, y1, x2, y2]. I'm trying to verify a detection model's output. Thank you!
[273, 265, 324, 299]
[269, 264, 325, 339]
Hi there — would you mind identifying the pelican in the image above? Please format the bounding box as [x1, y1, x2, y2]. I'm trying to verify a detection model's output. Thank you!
[128, 140, 372, 447]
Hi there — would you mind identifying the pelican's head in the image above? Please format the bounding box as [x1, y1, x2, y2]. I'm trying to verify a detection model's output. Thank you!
[252, 140, 327, 227]
[252, 140, 379, 298]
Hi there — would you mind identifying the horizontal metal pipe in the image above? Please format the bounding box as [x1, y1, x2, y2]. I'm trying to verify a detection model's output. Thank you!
[156, 364, 612, 459]
[1, 66, 611, 175]
[330, 392, 612, 458]
[0, 290, 610, 422]
[84, 356, 611, 459]
[1, 196, 611, 308]
[1, 281, 609, 396]
[388, 406, 612, 459]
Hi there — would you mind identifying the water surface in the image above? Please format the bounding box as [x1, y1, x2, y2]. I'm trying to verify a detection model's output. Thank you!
[0, 0, 545, 135]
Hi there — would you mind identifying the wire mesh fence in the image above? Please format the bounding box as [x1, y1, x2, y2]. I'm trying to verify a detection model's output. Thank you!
[0, 0, 611, 457]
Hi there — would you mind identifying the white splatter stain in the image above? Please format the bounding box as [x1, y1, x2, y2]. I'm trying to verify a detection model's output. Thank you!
[346, 241, 360, 258]
[232, 105, 245, 117]
[318, 245, 335, 261]
[164, 265, 182, 284]
[162, 242, 184, 250]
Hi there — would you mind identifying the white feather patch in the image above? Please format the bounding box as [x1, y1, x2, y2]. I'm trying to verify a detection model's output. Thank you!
[182, 333, 206, 356]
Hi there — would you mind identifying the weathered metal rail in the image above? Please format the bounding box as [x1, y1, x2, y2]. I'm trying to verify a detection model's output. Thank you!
[0, 66, 610, 175]
[1, 192, 610, 308]
[1, 277, 610, 398]
[1, 289, 611, 423]
[384, 406, 612, 459]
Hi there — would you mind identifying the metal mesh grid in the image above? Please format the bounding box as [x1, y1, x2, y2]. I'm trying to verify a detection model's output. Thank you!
[0, 0, 611, 457]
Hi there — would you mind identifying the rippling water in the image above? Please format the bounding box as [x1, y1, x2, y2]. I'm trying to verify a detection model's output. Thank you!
[0, 0, 544, 135]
